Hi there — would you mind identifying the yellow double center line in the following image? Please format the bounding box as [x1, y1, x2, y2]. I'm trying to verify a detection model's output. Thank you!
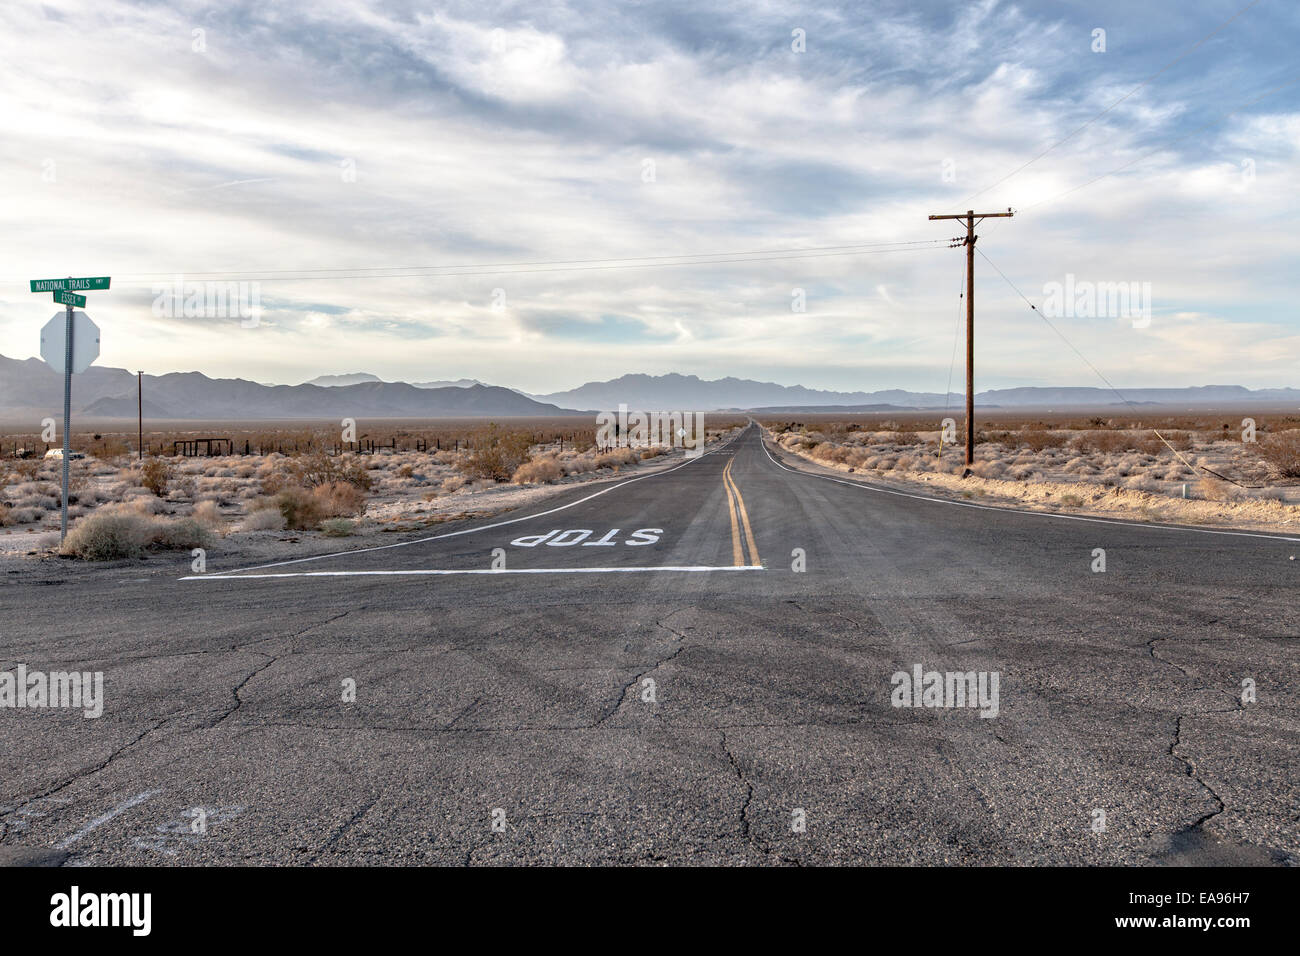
[723, 456, 761, 567]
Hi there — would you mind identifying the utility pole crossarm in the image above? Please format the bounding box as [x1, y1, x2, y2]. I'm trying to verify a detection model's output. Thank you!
[927, 210, 1015, 221]
[927, 208, 1014, 469]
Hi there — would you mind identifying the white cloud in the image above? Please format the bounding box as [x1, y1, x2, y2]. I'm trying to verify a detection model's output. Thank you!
[0, 0, 1294, 393]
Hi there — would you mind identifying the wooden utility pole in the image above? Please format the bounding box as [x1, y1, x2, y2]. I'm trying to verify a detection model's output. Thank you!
[927, 208, 1013, 468]
[137, 371, 144, 460]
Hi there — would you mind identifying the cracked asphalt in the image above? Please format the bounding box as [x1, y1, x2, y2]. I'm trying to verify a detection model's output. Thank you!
[1, 424, 1297, 866]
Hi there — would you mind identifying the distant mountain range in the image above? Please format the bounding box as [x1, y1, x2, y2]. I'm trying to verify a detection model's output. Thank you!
[304, 372, 487, 389]
[0, 355, 570, 420]
[1, 357, 1295, 421]
[524, 373, 1300, 412]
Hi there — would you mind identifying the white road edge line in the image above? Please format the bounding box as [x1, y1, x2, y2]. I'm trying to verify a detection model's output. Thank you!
[757, 429, 1300, 544]
[191, 428, 746, 579]
[54, 788, 162, 850]
[182, 566, 766, 580]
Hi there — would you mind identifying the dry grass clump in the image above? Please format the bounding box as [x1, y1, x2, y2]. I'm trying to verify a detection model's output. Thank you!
[513, 455, 563, 484]
[59, 504, 212, 560]
[1071, 431, 1133, 455]
[457, 425, 534, 481]
[1255, 430, 1300, 479]
[1194, 476, 1237, 502]
[1020, 431, 1069, 452]
[287, 452, 375, 491]
[250, 481, 368, 531]
[140, 458, 173, 497]
[191, 500, 226, 535]
[594, 447, 639, 470]
[240, 508, 286, 532]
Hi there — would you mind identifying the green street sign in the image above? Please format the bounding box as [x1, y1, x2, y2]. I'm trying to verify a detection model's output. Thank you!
[53, 290, 87, 307]
[29, 276, 111, 293]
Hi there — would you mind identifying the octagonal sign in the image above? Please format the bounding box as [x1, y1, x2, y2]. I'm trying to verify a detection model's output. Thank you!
[40, 311, 100, 374]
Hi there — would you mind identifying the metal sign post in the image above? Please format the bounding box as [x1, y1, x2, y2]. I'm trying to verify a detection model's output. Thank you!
[31, 276, 109, 544]
[61, 287, 73, 539]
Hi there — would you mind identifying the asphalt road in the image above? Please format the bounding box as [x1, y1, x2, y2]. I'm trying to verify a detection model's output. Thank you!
[1, 424, 1297, 865]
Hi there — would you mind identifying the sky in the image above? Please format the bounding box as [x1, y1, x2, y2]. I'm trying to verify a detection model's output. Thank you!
[0, 0, 1297, 394]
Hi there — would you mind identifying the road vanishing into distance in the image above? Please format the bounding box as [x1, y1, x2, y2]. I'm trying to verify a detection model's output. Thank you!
[2, 424, 1297, 865]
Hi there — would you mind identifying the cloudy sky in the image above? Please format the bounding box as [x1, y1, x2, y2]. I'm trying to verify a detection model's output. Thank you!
[1, 0, 1296, 393]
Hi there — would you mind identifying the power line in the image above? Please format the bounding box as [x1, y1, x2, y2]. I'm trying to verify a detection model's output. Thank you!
[96, 240, 952, 287]
[973, 244, 1264, 488]
[84, 239, 947, 284]
[964, 0, 1262, 203]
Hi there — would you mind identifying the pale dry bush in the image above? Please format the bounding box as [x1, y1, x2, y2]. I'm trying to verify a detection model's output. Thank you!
[192, 500, 225, 534]
[513, 455, 563, 484]
[1125, 475, 1161, 492]
[1072, 431, 1132, 455]
[561, 455, 595, 476]
[121, 494, 167, 515]
[1194, 476, 1237, 501]
[250, 481, 367, 531]
[971, 460, 1006, 479]
[595, 447, 638, 469]
[240, 508, 286, 532]
[1255, 430, 1300, 479]
[59, 505, 211, 561]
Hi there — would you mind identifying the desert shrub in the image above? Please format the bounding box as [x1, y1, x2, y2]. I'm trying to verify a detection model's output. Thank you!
[256, 481, 366, 531]
[1255, 430, 1300, 479]
[241, 508, 286, 532]
[513, 455, 563, 484]
[192, 500, 225, 533]
[59, 508, 212, 560]
[1194, 476, 1235, 501]
[1021, 431, 1069, 452]
[893, 431, 921, 446]
[319, 518, 356, 537]
[594, 447, 638, 470]
[60, 511, 150, 559]
[1072, 430, 1132, 455]
[288, 452, 374, 491]
[140, 458, 173, 497]
[313, 481, 367, 517]
[149, 517, 211, 551]
[259, 486, 325, 531]
[458, 426, 534, 481]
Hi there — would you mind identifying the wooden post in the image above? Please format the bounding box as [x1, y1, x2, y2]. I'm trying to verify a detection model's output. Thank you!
[927, 207, 1014, 469]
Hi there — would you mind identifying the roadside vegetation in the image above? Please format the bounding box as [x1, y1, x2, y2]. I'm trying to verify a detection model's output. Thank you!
[763, 416, 1300, 529]
[0, 421, 734, 558]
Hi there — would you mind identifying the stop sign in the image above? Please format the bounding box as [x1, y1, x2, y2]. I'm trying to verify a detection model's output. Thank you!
[40, 311, 100, 374]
